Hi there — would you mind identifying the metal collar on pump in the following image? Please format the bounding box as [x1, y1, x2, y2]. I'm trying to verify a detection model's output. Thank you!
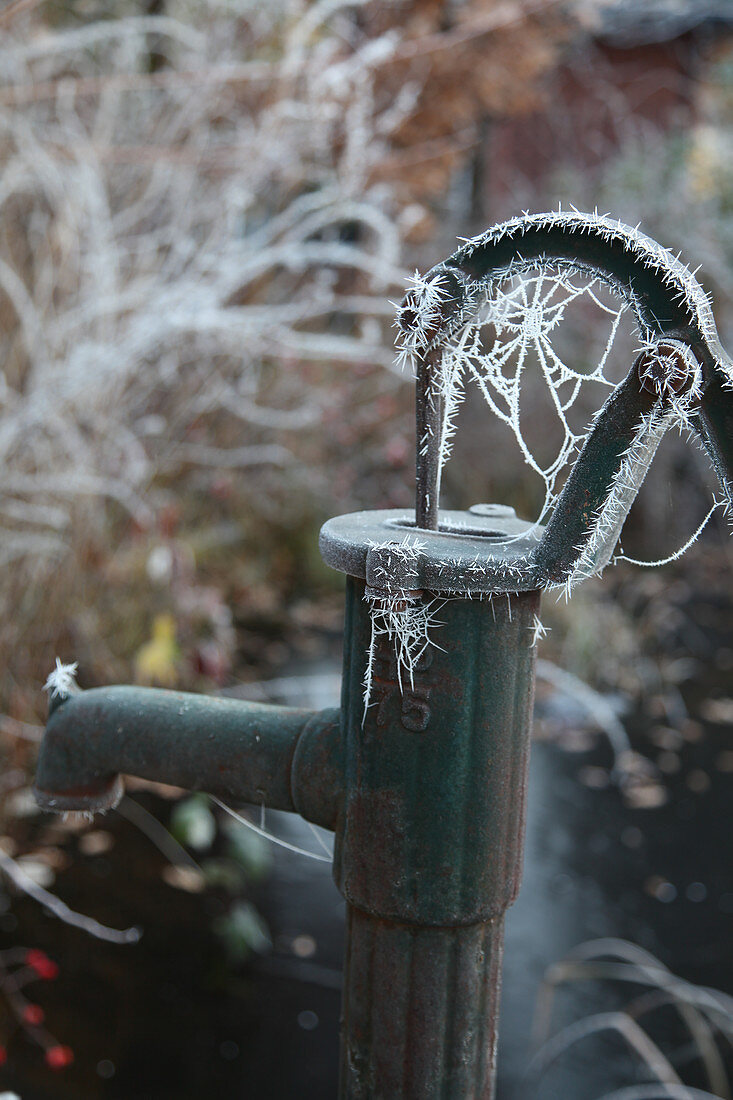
[319, 505, 543, 594]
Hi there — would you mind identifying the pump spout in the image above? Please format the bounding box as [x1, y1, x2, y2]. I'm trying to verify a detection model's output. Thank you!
[34, 686, 343, 830]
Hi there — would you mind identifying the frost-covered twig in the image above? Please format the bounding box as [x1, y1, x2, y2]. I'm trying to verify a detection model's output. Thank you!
[0, 846, 140, 945]
[0, 4, 416, 684]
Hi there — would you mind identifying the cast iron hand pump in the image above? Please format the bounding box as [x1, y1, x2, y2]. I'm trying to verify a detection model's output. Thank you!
[34, 213, 733, 1100]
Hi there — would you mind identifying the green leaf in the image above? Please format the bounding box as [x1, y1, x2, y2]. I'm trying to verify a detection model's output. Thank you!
[214, 901, 271, 962]
[170, 794, 216, 851]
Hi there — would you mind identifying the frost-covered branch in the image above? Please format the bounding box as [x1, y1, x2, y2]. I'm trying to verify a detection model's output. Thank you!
[0, 847, 139, 945]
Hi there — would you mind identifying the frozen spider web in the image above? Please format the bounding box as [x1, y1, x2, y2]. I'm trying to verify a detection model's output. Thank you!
[410, 261, 723, 596]
[429, 267, 629, 529]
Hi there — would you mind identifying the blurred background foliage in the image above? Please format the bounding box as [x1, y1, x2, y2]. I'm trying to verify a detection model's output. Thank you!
[0, 0, 568, 725]
[0, 0, 731, 736]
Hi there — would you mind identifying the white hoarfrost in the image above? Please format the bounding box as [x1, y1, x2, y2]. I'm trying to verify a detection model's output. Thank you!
[362, 588, 446, 722]
[362, 536, 445, 722]
[43, 658, 80, 700]
[558, 339, 714, 593]
[0, 4, 412, 575]
[529, 614, 550, 648]
[394, 270, 453, 372]
[424, 269, 630, 529]
[455, 209, 728, 362]
[363, 210, 733, 707]
[394, 209, 731, 583]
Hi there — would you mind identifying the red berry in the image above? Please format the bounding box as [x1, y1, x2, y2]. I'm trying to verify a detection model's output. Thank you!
[23, 1004, 44, 1026]
[45, 1045, 74, 1070]
[0, 1046, 7, 1066]
[25, 950, 59, 980]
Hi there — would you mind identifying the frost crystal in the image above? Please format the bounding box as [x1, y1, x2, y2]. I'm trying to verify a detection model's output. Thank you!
[395, 271, 453, 372]
[362, 536, 444, 721]
[424, 269, 631, 528]
[43, 658, 80, 699]
[529, 614, 549, 648]
[363, 588, 445, 723]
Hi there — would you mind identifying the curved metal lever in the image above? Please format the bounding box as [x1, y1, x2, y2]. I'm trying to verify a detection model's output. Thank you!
[397, 211, 733, 586]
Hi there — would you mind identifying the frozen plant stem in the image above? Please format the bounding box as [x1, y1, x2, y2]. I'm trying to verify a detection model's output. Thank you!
[0, 847, 140, 944]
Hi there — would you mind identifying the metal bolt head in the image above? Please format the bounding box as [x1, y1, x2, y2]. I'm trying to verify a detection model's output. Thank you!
[397, 289, 443, 354]
[397, 294, 419, 334]
[636, 340, 700, 400]
[469, 504, 517, 519]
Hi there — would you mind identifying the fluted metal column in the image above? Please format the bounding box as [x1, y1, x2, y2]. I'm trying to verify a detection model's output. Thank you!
[342, 909, 505, 1099]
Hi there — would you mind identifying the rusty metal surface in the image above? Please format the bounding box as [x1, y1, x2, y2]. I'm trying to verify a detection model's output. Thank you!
[341, 907, 505, 1100]
[335, 578, 539, 926]
[35, 686, 342, 828]
[321, 503, 543, 1095]
[291, 709, 345, 830]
